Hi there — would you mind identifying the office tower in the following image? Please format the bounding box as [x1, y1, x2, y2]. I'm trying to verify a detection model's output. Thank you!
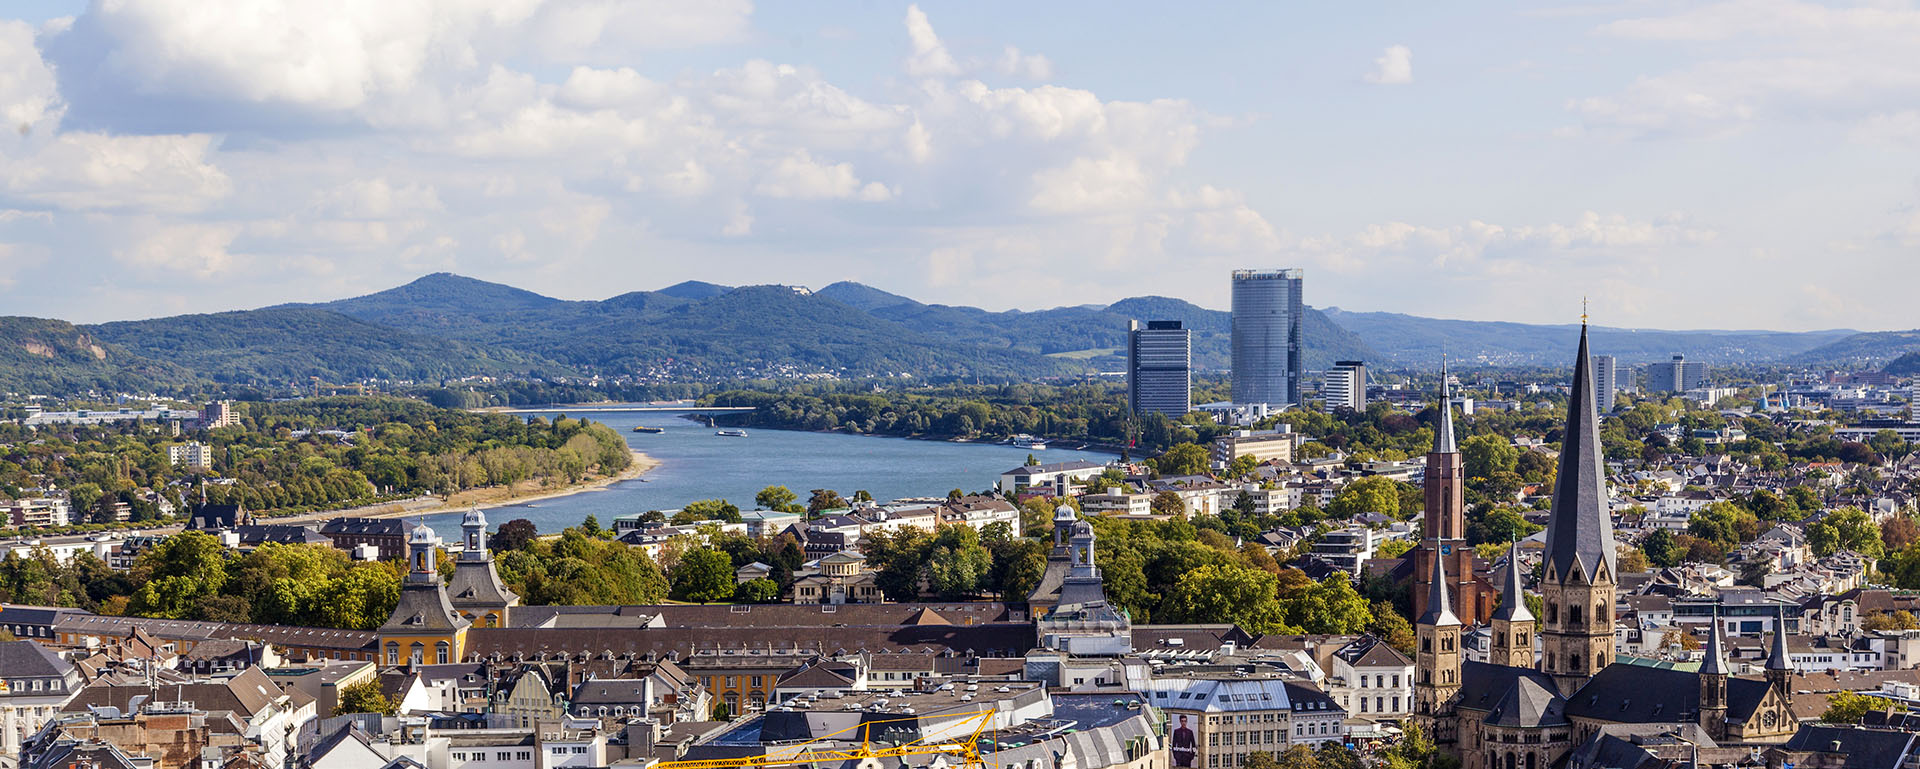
[1128, 320, 1191, 416]
[1230, 269, 1304, 407]
[1323, 360, 1366, 412]
[1646, 354, 1707, 393]
[1591, 355, 1618, 413]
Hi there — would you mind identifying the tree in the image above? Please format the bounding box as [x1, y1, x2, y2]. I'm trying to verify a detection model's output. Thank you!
[1165, 564, 1294, 634]
[669, 548, 734, 603]
[734, 578, 780, 603]
[493, 519, 537, 552]
[1807, 507, 1883, 558]
[1377, 539, 1414, 559]
[1228, 454, 1259, 478]
[862, 528, 933, 601]
[1642, 528, 1681, 568]
[756, 485, 800, 513]
[1461, 434, 1518, 479]
[1885, 517, 1920, 552]
[1151, 491, 1186, 516]
[1617, 547, 1650, 574]
[1688, 502, 1759, 552]
[1822, 690, 1889, 724]
[337, 679, 396, 716]
[711, 701, 732, 721]
[1289, 575, 1373, 635]
[1470, 507, 1542, 545]
[1370, 600, 1415, 653]
[1863, 611, 1920, 631]
[682, 499, 742, 523]
[806, 489, 847, 514]
[925, 526, 992, 599]
[1155, 443, 1211, 477]
[1326, 476, 1401, 519]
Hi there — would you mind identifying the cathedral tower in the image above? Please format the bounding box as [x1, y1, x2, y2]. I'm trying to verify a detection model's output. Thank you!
[1487, 539, 1535, 668]
[1538, 322, 1619, 695]
[1415, 551, 1463, 730]
[1412, 363, 1481, 623]
[1766, 605, 1795, 699]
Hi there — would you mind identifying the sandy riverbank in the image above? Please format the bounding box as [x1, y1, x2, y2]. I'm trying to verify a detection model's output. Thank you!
[263, 449, 659, 524]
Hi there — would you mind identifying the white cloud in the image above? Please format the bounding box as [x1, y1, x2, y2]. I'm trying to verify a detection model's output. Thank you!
[904, 5, 961, 78]
[1364, 45, 1413, 85]
[4, 133, 231, 213]
[1570, 0, 1920, 138]
[755, 150, 886, 201]
[997, 46, 1053, 79]
[115, 223, 242, 276]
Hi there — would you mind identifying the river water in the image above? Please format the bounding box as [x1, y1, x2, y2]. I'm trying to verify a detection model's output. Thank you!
[419, 406, 1109, 539]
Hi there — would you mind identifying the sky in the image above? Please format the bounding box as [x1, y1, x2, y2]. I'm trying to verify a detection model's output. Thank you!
[0, 0, 1915, 331]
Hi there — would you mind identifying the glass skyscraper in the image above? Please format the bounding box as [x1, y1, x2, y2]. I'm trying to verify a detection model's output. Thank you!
[1128, 320, 1191, 416]
[1230, 269, 1303, 407]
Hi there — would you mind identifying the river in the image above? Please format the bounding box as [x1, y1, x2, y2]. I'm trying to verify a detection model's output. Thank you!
[419, 406, 1110, 538]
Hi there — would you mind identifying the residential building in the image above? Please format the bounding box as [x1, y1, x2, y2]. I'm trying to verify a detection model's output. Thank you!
[1646, 354, 1708, 393]
[1, 497, 71, 528]
[167, 441, 214, 469]
[1324, 360, 1367, 412]
[997, 460, 1106, 498]
[1129, 319, 1192, 416]
[1211, 428, 1294, 466]
[1231, 268, 1304, 407]
[1328, 636, 1415, 721]
[0, 641, 81, 754]
[1591, 355, 1618, 413]
[200, 400, 238, 429]
[320, 518, 411, 561]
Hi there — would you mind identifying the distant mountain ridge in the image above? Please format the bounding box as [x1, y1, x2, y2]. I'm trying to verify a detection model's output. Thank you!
[0, 273, 1909, 395]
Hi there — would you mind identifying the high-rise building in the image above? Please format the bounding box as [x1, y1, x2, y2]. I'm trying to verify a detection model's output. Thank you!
[1323, 360, 1366, 412]
[1230, 269, 1303, 407]
[1127, 320, 1191, 416]
[1646, 354, 1707, 393]
[1590, 355, 1618, 413]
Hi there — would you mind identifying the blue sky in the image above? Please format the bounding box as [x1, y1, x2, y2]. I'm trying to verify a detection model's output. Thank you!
[0, 1, 1913, 331]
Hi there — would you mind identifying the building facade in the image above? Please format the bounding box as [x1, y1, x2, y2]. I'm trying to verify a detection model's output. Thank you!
[1590, 355, 1618, 413]
[1129, 319, 1192, 416]
[1646, 354, 1708, 393]
[1323, 360, 1367, 412]
[1230, 268, 1304, 407]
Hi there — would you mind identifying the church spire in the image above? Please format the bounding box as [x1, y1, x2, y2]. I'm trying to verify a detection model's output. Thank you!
[1767, 605, 1793, 671]
[1490, 538, 1533, 622]
[1418, 548, 1460, 627]
[1542, 322, 1616, 582]
[1701, 608, 1728, 677]
[1434, 358, 1457, 454]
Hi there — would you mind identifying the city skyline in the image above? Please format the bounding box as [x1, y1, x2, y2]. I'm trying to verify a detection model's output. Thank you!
[0, 1, 1913, 330]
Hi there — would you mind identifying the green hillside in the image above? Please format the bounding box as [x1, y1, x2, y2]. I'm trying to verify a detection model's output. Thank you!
[0, 317, 187, 393]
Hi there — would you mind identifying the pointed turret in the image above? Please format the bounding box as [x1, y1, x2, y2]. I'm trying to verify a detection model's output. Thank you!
[1434, 361, 1457, 454]
[1490, 539, 1533, 623]
[1419, 549, 1461, 627]
[1488, 538, 1537, 668]
[1542, 323, 1617, 583]
[1701, 609, 1728, 677]
[1767, 605, 1792, 672]
[1699, 608, 1730, 740]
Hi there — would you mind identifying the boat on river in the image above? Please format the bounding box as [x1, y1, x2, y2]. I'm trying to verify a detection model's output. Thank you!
[716, 429, 749, 438]
[632, 426, 665, 434]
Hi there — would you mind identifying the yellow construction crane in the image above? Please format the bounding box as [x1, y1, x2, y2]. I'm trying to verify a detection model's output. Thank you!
[652, 709, 994, 769]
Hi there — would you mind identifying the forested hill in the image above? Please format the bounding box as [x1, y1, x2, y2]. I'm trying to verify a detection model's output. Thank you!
[0, 273, 1907, 395]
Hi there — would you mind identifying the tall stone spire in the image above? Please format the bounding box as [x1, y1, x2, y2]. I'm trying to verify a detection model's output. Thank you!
[1538, 319, 1620, 694]
[1487, 538, 1536, 668]
[1542, 322, 1617, 583]
[1419, 550, 1460, 627]
[1434, 359, 1457, 454]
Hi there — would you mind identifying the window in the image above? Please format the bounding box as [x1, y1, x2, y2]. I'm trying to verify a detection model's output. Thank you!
[1392, 674, 1400, 687]
[386, 642, 399, 665]
[437, 641, 450, 665]
[1377, 697, 1384, 712]
[410, 642, 424, 665]
[751, 676, 763, 688]
[725, 676, 737, 688]
[1360, 698, 1368, 713]
[516, 752, 531, 761]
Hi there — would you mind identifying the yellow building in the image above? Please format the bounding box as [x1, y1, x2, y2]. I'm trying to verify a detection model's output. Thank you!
[378, 522, 472, 666]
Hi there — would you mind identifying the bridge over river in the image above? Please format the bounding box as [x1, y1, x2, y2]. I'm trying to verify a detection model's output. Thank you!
[480, 405, 756, 414]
